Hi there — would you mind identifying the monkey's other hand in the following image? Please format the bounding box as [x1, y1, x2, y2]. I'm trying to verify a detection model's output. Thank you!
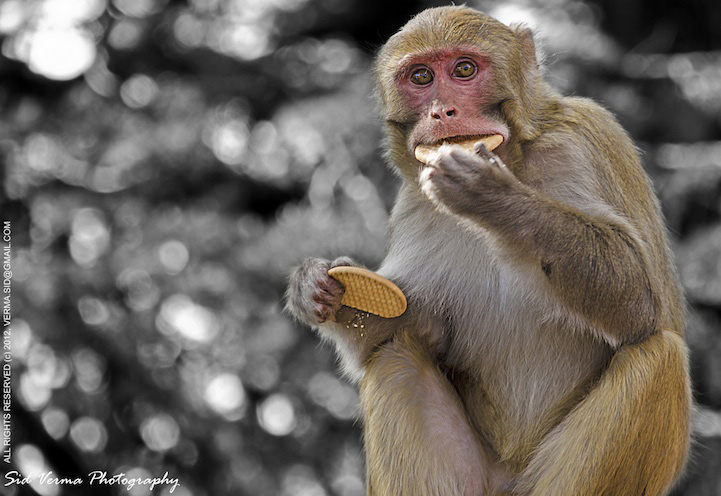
[286, 257, 353, 326]
[419, 144, 518, 216]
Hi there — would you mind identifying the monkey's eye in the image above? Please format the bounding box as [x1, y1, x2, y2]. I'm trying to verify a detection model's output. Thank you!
[453, 60, 476, 78]
[410, 67, 433, 85]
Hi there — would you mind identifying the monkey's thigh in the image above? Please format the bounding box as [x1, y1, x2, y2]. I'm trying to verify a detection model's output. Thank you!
[359, 330, 489, 496]
[516, 330, 691, 496]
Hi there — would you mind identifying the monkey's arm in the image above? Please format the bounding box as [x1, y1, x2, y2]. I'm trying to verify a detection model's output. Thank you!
[421, 146, 659, 347]
[286, 257, 411, 381]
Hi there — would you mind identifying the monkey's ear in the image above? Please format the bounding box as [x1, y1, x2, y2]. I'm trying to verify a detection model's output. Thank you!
[510, 24, 540, 70]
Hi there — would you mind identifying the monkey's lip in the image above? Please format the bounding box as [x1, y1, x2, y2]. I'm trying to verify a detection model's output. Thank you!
[414, 134, 504, 164]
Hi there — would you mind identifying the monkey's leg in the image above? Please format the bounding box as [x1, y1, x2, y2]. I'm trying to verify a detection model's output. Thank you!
[516, 330, 691, 496]
[361, 330, 509, 496]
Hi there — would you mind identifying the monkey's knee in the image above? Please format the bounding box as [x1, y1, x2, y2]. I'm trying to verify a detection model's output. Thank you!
[361, 332, 443, 410]
[361, 333, 494, 496]
[518, 331, 691, 496]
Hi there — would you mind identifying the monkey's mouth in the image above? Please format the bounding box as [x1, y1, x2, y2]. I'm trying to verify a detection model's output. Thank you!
[414, 134, 504, 164]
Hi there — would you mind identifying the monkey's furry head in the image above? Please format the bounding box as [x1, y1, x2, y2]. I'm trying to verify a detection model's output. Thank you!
[375, 7, 533, 114]
[373, 5, 553, 160]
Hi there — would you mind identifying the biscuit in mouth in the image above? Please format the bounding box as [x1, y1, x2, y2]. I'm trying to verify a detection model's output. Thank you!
[414, 134, 503, 164]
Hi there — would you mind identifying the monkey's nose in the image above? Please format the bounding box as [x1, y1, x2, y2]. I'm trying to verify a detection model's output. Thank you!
[430, 106, 457, 120]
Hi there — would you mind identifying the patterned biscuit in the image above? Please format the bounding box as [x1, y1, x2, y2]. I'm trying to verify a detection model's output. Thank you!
[414, 134, 504, 164]
[328, 266, 407, 319]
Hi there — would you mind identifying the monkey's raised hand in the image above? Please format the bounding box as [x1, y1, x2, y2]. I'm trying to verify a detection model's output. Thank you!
[419, 144, 521, 218]
[286, 257, 352, 326]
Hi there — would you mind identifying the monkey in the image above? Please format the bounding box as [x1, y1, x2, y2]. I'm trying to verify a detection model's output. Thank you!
[286, 6, 691, 496]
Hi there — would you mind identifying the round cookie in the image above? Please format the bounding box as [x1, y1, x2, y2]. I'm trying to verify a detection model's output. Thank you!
[414, 133, 504, 164]
[328, 266, 407, 319]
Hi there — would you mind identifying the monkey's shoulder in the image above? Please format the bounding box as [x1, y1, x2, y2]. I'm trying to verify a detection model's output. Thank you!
[554, 97, 639, 159]
[541, 96, 636, 153]
[525, 96, 649, 198]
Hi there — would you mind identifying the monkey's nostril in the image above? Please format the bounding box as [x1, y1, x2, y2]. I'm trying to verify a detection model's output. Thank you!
[431, 107, 455, 120]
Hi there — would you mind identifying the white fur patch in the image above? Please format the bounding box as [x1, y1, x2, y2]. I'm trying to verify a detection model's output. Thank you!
[315, 323, 365, 384]
[419, 166, 438, 201]
[419, 166, 455, 217]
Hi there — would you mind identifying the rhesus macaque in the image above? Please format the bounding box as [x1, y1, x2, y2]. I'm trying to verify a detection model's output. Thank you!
[287, 6, 691, 496]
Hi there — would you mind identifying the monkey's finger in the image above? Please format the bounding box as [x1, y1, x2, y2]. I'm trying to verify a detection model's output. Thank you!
[474, 142, 492, 157]
[474, 142, 506, 169]
[313, 302, 336, 323]
[441, 148, 485, 178]
[425, 164, 467, 194]
[330, 256, 356, 269]
[489, 155, 505, 168]
[317, 276, 345, 298]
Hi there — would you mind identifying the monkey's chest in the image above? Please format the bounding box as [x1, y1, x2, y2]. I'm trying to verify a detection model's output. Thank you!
[382, 212, 561, 363]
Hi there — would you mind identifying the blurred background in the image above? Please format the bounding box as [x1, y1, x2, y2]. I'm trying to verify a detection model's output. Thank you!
[1, 0, 720, 494]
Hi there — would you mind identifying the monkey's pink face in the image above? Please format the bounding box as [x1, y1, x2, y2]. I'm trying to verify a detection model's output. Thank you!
[395, 46, 509, 157]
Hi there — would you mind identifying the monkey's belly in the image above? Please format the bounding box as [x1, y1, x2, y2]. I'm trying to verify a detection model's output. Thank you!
[454, 320, 611, 470]
[445, 261, 612, 467]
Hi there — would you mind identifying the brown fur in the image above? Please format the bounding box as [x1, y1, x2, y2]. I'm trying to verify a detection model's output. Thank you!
[286, 6, 691, 495]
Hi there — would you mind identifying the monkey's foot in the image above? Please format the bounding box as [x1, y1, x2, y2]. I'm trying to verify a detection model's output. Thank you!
[414, 134, 503, 164]
[328, 267, 407, 319]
